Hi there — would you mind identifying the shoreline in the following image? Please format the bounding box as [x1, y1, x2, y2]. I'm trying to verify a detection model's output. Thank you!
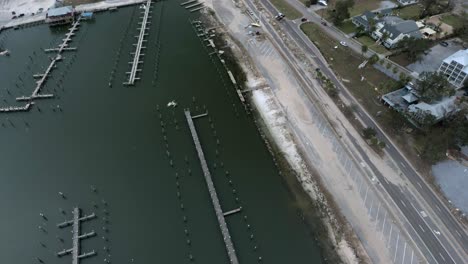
[200, 8, 365, 264]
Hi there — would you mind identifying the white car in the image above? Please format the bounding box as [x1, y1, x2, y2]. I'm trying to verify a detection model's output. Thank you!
[340, 41, 348, 47]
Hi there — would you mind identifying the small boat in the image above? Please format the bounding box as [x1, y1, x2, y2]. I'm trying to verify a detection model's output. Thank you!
[0, 49, 10, 56]
[167, 100, 177, 108]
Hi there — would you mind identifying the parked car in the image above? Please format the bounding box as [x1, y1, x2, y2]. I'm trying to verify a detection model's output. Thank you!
[301, 17, 308, 22]
[340, 41, 348, 47]
[440, 41, 449, 47]
[12, 15, 17, 19]
[321, 21, 327, 26]
[275, 13, 285, 21]
[18, 13, 25, 18]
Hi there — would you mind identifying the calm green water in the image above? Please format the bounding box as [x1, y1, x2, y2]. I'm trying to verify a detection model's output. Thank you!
[0, 2, 323, 263]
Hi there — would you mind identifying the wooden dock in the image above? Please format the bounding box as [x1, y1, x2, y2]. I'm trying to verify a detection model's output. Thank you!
[56, 208, 97, 264]
[184, 110, 239, 264]
[0, 102, 33, 112]
[180, 0, 197, 5]
[125, 0, 152, 85]
[3, 17, 82, 114]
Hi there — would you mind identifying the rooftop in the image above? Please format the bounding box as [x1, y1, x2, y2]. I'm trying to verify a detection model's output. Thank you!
[47, 6, 74, 17]
[442, 49, 468, 69]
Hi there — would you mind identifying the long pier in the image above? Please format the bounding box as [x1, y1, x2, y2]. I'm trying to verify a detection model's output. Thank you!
[56, 208, 97, 264]
[184, 110, 239, 264]
[125, 0, 152, 85]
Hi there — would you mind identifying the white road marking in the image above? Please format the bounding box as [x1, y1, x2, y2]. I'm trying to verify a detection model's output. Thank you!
[364, 186, 369, 204]
[401, 200, 407, 207]
[358, 178, 364, 193]
[401, 242, 407, 264]
[456, 230, 462, 237]
[388, 225, 393, 245]
[380, 211, 388, 240]
[410, 249, 414, 264]
[375, 203, 381, 223]
[400, 161, 406, 168]
[394, 232, 400, 263]
[417, 182, 422, 189]
[369, 198, 374, 218]
[435, 204, 442, 212]
[418, 224, 425, 232]
[439, 252, 446, 262]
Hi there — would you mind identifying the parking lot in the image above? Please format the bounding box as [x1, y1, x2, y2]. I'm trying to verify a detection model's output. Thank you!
[407, 38, 465, 76]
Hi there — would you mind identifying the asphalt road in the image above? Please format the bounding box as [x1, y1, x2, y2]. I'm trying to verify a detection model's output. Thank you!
[241, 0, 468, 263]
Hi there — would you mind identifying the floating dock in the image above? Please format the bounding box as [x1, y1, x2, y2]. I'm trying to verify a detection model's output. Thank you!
[125, 0, 152, 85]
[0, 102, 33, 112]
[180, 0, 197, 5]
[56, 208, 97, 264]
[184, 110, 239, 264]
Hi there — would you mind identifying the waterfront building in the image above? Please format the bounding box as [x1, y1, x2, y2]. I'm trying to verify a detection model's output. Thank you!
[45, 6, 76, 26]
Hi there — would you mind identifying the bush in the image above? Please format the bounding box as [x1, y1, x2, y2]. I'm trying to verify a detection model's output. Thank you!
[362, 127, 377, 139]
[378, 141, 386, 148]
[369, 54, 379, 64]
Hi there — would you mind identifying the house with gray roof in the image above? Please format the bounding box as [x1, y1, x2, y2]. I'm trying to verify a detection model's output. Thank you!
[371, 18, 422, 48]
[351, 11, 378, 31]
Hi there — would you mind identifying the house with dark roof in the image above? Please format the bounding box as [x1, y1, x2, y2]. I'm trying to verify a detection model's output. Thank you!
[351, 11, 378, 31]
[371, 18, 422, 48]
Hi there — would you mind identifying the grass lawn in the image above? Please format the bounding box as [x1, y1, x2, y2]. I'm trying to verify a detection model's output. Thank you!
[356, 35, 388, 54]
[349, 0, 381, 17]
[315, 0, 380, 18]
[300, 22, 397, 117]
[393, 4, 423, 20]
[440, 14, 464, 29]
[269, 0, 302, 19]
[389, 53, 414, 67]
[338, 20, 357, 34]
[298, 0, 310, 7]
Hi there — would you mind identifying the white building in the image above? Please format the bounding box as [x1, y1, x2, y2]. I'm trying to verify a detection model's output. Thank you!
[438, 49, 468, 89]
[397, 0, 419, 6]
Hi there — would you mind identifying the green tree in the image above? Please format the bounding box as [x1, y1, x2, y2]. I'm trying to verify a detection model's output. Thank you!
[328, 0, 355, 26]
[369, 54, 379, 64]
[361, 44, 368, 55]
[397, 37, 431, 61]
[362, 127, 377, 139]
[417, 72, 454, 103]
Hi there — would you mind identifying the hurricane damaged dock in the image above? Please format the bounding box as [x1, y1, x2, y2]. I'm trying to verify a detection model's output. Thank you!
[1, 18, 81, 113]
[56, 208, 97, 264]
[124, 0, 152, 85]
[184, 110, 239, 264]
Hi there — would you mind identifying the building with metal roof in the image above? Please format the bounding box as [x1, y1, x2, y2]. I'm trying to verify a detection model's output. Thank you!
[438, 49, 468, 88]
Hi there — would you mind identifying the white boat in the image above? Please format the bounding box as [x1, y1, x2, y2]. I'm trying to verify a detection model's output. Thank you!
[167, 100, 177, 107]
[0, 49, 10, 56]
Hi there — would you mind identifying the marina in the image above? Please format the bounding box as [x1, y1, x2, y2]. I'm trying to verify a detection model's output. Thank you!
[0, 3, 324, 264]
